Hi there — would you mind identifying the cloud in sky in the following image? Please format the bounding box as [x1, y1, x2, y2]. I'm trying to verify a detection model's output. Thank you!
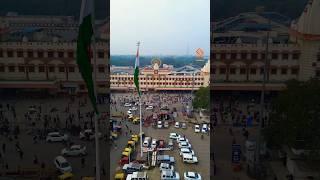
[111, 0, 210, 56]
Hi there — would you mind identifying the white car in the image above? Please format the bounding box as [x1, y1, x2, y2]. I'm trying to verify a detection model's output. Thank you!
[130, 107, 138, 111]
[61, 145, 87, 156]
[151, 139, 157, 149]
[157, 121, 163, 128]
[164, 121, 169, 128]
[169, 133, 180, 140]
[174, 122, 180, 128]
[79, 129, 102, 140]
[159, 163, 174, 172]
[146, 106, 153, 110]
[46, 132, 68, 142]
[127, 110, 132, 115]
[124, 103, 132, 107]
[182, 153, 198, 164]
[177, 137, 189, 144]
[179, 142, 192, 149]
[54, 156, 72, 173]
[179, 148, 195, 156]
[201, 124, 208, 133]
[183, 172, 202, 180]
[194, 125, 200, 133]
[161, 170, 180, 180]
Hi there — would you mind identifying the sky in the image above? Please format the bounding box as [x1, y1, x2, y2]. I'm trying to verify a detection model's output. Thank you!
[111, 0, 210, 56]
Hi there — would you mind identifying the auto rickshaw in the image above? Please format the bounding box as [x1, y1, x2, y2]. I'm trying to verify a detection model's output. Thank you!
[131, 134, 139, 139]
[127, 140, 136, 149]
[111, 131, 118, 139]
[131, 136, 139, 143]
[132, 117, 140, 124]
[58, 172, 74, 180]
[122, 147, 132, 157]
[114, 172, 126, 180]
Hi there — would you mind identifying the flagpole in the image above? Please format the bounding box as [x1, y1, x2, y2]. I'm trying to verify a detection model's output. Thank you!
[91, 0, 100, 179]
[137, 42, 143, 158]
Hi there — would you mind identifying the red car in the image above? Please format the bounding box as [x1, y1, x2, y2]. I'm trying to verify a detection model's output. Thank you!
[158, 140, 165, 148]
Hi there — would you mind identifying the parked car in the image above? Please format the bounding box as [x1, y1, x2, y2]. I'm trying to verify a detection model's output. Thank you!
[179, 142, 192, 149]
[61, 145, 87, 156]
[194, 125, 200, 133]
[122, 162, 143, 174]
[151, 139, 157, 149]
[182, 153, 198, 164]
[124, 103, 132, 107]
[143, 137, 151, 147]
[160, 163, 174, 172]
[46, 132, 68, 142]
[174, 122, 180, 128]
[161, 170, 180, 180]
[158, 140, 165, 148]
[181, 123, 187, 129]
[164, 121, 169, 128]
[179, 148, 195, 156]
[54, 156, 72, 173]
[201, 124, 208, 133]
[183, 172, 202, 180]
[79, 129, 102, 140]
[157, 155, 175, 165]
[157, 121, 163, 128]
[129, 106, 137, 111]
[177, 137, 189, 144]
[168, 139, 174, 150]
[146, 106, 153, 110]
[127, 110, 132, 115]
[126, 172, 148, 180]
[169, 133, 180, 140]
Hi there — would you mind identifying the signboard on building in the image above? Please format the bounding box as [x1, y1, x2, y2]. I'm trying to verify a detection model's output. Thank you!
[232, 144, 241, 164]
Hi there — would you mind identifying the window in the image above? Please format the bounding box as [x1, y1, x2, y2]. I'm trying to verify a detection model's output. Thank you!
[98, 67, 105, 73]
[220, 53, 226, 59]
[240, 68, 246, 75]
[251, 53, 258, 59]
[317, 53, 320, 62]
[241, 53, 247, 59]
[8, 65, 15, 72]
[291, 68, 299, 75]
[281, 68, 287, 75]
[28, 66, 35, 72]
[219, 68, 226, 74]
[316, 70, 320, 77]
[38, 51, 44, 58]
[231, 53, 237, 59]
[230, 68, 236, 74]
[80, 85, 85, 90]
[68, 52, 74, 58]
[38, 65, 45, 72]
[27, 51, 33, 58]
[59, 66, 65, 72]
[49, 66, 55, 72]
[261, 53, 266, 60]
[7, 50, 13, 57]
[19, 66, 25, 72]
[0, 50, 3, 57]
[0, 65, 4, 72]
[58, 51, 64, 58]
[292, 53, 300, 60]
[260, 67, 265, 74]
[282, 53, 289, 60]
[98, 52, 104, 58]
[272, 53, 278, 60]
[250, 68, 256, 74]
[48, 51, 54, 58]
[68, 66, 75, 72]
[271, 68, 277, 75]
[17, 51, 23, 57]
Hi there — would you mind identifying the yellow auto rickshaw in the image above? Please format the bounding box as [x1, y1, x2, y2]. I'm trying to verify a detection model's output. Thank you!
[128, 140, 136, 148]
[132, 117, 140, 124]
[58, 172, 74, 180]
[114, 172, 126, 180]
[122, 147, 132, 157]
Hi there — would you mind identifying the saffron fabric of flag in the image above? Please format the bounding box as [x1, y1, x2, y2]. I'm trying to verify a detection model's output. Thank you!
[77, 0, 98, 114]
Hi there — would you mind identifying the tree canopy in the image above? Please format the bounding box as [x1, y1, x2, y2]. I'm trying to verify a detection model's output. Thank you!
[264, 79, 320, 157]
[192, 86, 210, 110]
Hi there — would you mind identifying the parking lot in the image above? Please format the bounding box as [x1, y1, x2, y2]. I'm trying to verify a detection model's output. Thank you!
[110, 92, 210, 179]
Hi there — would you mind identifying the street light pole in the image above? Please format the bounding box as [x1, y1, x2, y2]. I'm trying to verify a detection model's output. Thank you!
[255, 18, 270, 177]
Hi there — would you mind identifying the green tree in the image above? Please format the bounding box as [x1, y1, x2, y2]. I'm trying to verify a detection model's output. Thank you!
[192, 86, 210, 110]
[264, 79, 320, 159]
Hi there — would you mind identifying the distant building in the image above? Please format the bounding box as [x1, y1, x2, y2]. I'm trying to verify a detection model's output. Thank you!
[211, 0, 320, 91]
[0, 14, 109, 95]
[110, 58, 209, 91]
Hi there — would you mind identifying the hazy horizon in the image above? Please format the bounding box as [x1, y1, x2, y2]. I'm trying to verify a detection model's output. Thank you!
[111, 0, 210, 56]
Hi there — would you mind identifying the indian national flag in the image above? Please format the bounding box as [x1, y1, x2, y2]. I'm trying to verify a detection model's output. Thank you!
[76, 0, 98, 113]
[134, 43, 141, 96]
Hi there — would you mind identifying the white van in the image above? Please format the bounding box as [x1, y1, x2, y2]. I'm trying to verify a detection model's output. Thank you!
[54, 156, 72, 173]
[143, 137, 151, 147]
[182, 153, 198, 164]
[201, 124, 208, 133]
[151, 139, 157, 149]
[126, 171, 148, 180]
